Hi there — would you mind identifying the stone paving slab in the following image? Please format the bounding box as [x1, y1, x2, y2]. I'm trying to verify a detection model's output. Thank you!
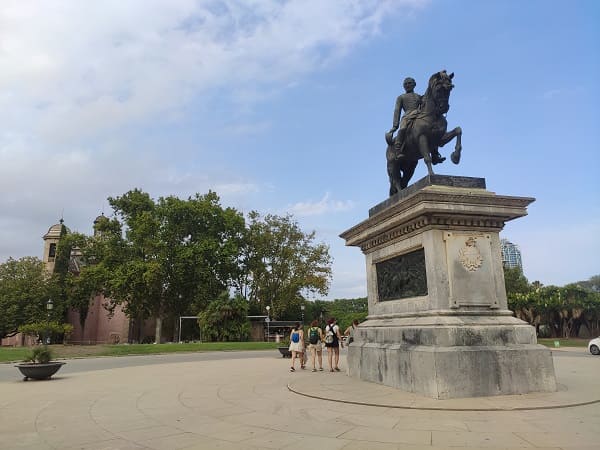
[0, 351, 598, 449]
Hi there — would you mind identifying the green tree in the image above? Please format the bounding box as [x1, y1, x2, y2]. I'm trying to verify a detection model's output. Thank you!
[504, 266, 537, 331]
[503, 266, 530, 296]
[508, 283, 600, 338]
[52, 221, 70, 278]
[18, 321, 74, 344]
[197, 292, 250, 341]
[316, 298, 368, 331]
[90, 189, 245, 343]
[304, 299, 331, 327]
[580, 287, 600, 337]
[550, 284, 600, 338]
[237, 212, 332, 319]
[0, 257, 51, 340]
[575, 274, 600, 293]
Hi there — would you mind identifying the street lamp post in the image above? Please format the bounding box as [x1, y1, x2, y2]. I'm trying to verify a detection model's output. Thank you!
[265, 305, 271, 342]
[300, 305, 305, 325]
[45, 299, 53, 345]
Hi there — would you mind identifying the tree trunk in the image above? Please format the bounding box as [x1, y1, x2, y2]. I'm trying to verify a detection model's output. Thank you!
[155, 316, 162, 344]
[173, 317, 179, 343]
[137, 316, 144, 343]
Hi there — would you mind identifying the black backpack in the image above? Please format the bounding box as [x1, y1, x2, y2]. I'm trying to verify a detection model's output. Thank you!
[308, 327, 319, 345]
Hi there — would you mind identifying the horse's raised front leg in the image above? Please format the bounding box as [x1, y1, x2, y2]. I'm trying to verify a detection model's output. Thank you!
[438, 126, 462, 164]
[451, 129, 462, 164]
[418, 134, 434, 176]
[439, 126, 461, 147]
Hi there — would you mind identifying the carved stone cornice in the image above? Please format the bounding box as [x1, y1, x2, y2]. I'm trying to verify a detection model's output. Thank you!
[358, 214, 509, 252]
[340, 177, 534, 253]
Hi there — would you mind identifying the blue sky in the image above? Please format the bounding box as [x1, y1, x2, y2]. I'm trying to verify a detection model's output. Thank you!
[1, 0, 598, 299]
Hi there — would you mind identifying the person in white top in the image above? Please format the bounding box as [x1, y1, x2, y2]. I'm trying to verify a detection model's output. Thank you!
[324, 318, 343, 372]
[288, 322, 304, 372]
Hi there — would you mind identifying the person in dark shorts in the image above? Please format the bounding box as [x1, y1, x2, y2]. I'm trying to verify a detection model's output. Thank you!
[324, 318, 343, 372]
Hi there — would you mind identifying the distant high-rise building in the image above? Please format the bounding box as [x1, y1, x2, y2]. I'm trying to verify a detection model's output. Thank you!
[500, 238, 522, 269]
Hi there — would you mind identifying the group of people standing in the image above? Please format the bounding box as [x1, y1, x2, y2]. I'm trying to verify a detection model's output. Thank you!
[288, 318, 359, 373]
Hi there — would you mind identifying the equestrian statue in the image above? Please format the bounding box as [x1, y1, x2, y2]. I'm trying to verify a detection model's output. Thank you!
[385, 70, 462, 196]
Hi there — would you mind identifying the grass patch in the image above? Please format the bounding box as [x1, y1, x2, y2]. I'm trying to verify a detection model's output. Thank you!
[0, 341, 280, 363]
[538, 338, 590, 348]
[3, 339, 590, 362]
[0, 348, 33, 363]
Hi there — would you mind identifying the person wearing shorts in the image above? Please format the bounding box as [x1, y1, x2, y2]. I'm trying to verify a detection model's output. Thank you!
[324, 318, 343, 372]
[306, 319, 324, 372]
[288, 322, 304, 372]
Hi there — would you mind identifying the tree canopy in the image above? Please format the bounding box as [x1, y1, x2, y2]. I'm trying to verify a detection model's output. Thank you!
[0, 257, 51, 340]
[85, 189, 246, 343]
[505, 270, 600, 338]
[2, 190, 334, 343]
[239, 212, 332, 320]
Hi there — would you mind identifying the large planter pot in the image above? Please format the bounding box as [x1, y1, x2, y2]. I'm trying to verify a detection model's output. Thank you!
[15, 362, 66, 381]
[278, 347, 291, 358]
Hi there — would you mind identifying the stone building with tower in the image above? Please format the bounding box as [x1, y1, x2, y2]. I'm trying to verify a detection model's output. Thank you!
[36, 217, 153, 345]
[3, 216, 269, 346]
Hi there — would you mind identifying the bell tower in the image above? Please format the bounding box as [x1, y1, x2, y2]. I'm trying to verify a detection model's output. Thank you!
[42, 219, 64, 274]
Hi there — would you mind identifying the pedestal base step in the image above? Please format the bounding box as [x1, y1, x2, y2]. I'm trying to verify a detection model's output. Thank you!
[348, 343, 557, 399]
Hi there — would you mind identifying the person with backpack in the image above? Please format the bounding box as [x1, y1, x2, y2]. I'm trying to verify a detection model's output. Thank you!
[324, 317, 343, 372]
[344, 319, 359, 344]
[288, 322, 304, 372]
[307, 319, 324, 372]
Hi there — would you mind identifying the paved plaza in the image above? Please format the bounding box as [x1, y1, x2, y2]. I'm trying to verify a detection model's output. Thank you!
[0, 348, 598, 450]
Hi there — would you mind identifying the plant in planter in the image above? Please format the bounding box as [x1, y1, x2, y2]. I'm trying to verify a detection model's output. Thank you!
[15, 345, 66, 381]
[26, 346, 53, 363]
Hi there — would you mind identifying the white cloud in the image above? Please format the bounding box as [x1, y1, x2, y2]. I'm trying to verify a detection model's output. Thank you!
[0, 0, 425, 141]
[286, 193, 354, 217]
[0, 0, 426, 264]
[328, 270, 367, 300]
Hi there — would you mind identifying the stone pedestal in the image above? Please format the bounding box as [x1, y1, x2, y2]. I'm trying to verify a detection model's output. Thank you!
[340, 175, 556, 399]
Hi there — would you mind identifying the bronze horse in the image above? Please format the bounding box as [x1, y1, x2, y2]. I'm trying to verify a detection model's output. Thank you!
[386, 71, 462, 195]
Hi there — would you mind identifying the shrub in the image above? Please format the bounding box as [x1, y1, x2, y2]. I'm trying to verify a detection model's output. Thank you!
[24, 345, 53, 364]
[18, 321, 74, 342]
[198, 292, 250, 342]
[141, 336, 155, 344]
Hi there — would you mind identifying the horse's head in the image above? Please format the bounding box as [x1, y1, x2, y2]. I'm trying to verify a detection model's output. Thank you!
[426, 70, 454, 114]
